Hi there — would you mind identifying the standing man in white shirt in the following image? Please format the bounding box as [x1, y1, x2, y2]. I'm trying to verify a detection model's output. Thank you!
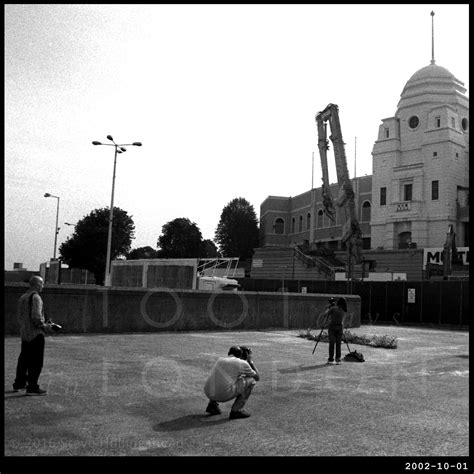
[204, 345, 260, 419]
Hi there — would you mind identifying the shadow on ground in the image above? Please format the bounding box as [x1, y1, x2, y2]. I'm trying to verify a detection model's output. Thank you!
[277, 363, 328, 374]
[153, 414, 229, 432]
[4, 390, 27, 399]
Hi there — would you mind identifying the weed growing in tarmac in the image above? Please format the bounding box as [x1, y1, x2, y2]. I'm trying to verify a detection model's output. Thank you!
[298, 328, 398, 349]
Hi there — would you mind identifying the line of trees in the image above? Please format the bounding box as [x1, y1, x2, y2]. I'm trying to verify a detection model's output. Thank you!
[59, 197, 259, 285]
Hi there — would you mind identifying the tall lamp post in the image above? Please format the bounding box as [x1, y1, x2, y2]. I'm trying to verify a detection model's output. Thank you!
[92, 135, 142, 286]
[44, 193, 60, 260]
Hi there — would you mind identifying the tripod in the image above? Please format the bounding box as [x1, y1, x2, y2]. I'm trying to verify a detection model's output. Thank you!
[312, 312, 330, 355]
[342, 329, 352, 353]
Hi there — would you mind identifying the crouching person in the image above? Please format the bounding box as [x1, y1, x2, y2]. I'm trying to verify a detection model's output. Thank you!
[204, 346, 259, 420]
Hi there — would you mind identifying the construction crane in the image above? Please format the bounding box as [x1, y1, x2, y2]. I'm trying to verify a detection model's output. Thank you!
[315, 103, 363, 281]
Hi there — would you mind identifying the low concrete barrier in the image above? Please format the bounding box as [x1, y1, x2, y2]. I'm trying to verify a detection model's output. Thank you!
[4, 283, 360, 335]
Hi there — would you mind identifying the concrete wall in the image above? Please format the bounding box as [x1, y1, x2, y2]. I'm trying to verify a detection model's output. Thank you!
[4, 270, 40, 283]
[111, 259, 197, 289]
[4, 283, 360, 336]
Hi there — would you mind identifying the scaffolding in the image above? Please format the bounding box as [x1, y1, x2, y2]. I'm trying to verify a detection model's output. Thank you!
[197, 257, 240, 278]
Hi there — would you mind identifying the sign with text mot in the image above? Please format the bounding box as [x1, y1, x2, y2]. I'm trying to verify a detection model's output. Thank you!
[423, 247, 469, 269]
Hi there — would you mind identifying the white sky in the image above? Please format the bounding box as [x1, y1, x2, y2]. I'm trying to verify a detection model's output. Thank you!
[4, 4, 469, 271]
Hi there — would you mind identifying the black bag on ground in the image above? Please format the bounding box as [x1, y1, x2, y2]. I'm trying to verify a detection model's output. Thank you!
[344, 350, 365, 362]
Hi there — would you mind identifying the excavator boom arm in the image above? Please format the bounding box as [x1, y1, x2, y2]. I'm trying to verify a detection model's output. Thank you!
[316, 112, 335, 220]
[315, 103, 363, 266]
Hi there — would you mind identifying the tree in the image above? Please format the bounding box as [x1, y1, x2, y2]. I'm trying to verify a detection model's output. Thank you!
[214, 197, 259, 260]
[157, 218, 204, 258]
[127, 246, 159, 260]
[59, 207, 135, 285]
[201, 239, 220, 258]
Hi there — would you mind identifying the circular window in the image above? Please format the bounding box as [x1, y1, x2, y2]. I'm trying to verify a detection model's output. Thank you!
[461, 118, 468, 131]
[408, 116, 419, 129]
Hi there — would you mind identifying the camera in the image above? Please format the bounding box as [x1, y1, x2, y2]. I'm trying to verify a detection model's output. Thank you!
[239, 346, 252, 361]
[46, 319, 62, 332]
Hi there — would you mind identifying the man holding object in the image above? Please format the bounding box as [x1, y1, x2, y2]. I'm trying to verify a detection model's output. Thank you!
[204, 345, 260, 419]
[13, 276, 52, 396]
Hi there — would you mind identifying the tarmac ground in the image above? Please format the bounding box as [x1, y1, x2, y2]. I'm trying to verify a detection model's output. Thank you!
[3, 325, 469, 466]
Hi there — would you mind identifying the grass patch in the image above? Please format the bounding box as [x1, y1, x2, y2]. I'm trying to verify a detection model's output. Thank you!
[297, 328, 398, 349]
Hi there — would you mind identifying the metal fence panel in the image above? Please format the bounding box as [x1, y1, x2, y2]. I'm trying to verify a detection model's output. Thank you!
[460, 281, 469, 325]
[324, 281, 348, 295]
[366, 282, 386, 323]
[403, 282, 423, 324]
[351, 282, 371, 322]
[439, 281, 466, 325]
[384, 281, 405, 324]
[421, 281, 443, 324]
[235, 278, 468, 327]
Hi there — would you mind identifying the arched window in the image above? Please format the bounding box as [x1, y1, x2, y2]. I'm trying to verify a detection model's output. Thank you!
[317, 210, 324, 228]
[361, 201, 371, 222]
[398, 231, 412, 249]
[298, 215, 303, 232]
[306, 212, 311, 230]
[291, 217, 296, 234]
[274, 218, 284, 235]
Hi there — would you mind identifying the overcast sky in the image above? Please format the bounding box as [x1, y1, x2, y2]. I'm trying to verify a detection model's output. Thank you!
[5, 4, 469, 271]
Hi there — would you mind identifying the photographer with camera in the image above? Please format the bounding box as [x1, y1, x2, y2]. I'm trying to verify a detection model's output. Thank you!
[13, 276, 55, 396]
[326, 297, 347, 365]
[320, 297, 336, 320]
[204, 345, 259, 419]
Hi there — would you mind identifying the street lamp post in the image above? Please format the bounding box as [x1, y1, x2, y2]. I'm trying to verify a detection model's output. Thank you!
[44, 193, 60, 260]
[92, 135, 142, 286]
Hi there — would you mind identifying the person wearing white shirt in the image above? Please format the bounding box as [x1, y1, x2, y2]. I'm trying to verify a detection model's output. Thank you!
[204, 346, 260, 419]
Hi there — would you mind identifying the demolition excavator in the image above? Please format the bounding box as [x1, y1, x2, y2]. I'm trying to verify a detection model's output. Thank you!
[425, 224, 459, 279]
[315, 103, 363, 281]
[442, 224, 457, 278]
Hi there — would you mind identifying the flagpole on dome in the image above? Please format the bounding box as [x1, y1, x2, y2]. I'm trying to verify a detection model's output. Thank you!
[430, 11, 435, 65]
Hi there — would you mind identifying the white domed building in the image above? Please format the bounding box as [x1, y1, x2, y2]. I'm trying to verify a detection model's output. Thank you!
[370, 62, 469, 250]
[255, 25, 469, 280]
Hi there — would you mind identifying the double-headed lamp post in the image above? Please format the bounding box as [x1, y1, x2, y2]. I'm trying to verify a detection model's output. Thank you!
[92, 135, 142, 286]
[44, 193, 60, 260]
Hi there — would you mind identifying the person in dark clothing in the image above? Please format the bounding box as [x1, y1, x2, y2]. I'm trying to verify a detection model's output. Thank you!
[327, 297, 347, 365]
[13, 276, 51, 396]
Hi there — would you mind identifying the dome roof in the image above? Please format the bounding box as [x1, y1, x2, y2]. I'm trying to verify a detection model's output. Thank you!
[397, 62, 467, 112]
[407, 63, 456, 83]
